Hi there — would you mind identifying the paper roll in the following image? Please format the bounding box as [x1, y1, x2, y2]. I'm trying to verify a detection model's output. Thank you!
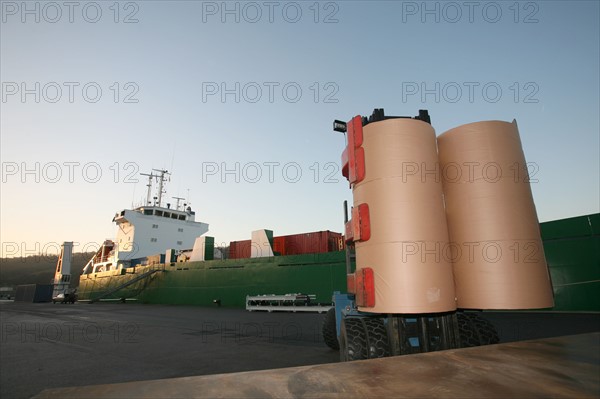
[353, 118, 457, 314]
[438, 120, 554, 309]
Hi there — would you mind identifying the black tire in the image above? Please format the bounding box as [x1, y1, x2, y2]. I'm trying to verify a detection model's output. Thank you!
[340, 318, 367, 361]
[457, 312, 499, 347]
[363, 318, 390, 358]
[322, 308, 339, 350]
[340, 317, 390, 362]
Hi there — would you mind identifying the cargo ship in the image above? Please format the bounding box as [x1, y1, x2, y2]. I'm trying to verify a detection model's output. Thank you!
[72, 169, 347, 307]
[60, 169, 598, 312]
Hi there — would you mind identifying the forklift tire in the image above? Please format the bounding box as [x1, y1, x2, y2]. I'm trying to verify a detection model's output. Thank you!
[363, 318, 391, 358]
[340, 318, 367, 361]
[322, 308, 339, 350]
[457, 312, 499, 347]
[340, 317, 390, 362]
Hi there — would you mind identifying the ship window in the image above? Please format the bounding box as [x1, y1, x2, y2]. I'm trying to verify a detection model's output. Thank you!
[152, 224, 159, 229]
[151, 238, 157, 242]
[177, 241, 183, 245]
[171, 214, 178, 219]
[178, 215, 186, 220]
[144, 209, 152, 215]
[155, 211, 163, 217]
[178, 228, 184, 232]
[164, 212, 171, 218]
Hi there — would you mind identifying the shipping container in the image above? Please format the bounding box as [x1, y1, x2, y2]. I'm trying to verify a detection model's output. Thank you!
[230, 231, 343, 259]
[229, 240, 251, 259]
[14, 284, 53, 303]
[273, 231, 343, 256]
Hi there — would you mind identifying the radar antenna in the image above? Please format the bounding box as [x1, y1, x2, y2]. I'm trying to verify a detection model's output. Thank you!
[172, 196, 185, 211]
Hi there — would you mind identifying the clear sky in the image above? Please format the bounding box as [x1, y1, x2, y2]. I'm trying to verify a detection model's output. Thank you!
[1, 1, 599, 257]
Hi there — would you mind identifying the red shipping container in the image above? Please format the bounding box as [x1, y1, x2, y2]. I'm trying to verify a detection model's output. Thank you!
[230, 231, 343, 259]
[229, 239, 251, 259]
[273, 231, 343, 256]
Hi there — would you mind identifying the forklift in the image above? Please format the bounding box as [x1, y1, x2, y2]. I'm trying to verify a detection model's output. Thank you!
[323, 108, 551, 361]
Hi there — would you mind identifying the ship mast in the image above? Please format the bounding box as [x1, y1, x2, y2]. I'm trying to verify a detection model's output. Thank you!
[139, 170, 171, 207]
[140, 172, 154, 205]
[153, 169, 170, 207]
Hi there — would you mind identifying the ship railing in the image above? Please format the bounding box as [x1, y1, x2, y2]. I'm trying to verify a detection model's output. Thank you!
[124, 263, 166, 274]
[246, 293, 332, 313]
[88, 255, 112, 265]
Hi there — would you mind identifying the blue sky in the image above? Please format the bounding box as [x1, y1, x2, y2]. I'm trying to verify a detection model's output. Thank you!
[1, 1, 599, 257]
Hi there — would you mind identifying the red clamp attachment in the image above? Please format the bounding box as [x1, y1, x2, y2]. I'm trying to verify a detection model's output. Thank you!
[344, 219, 354, 243]
[345, 203, 370, 244]
[341, 116, 366, 185]
[352, 203, 371, 242]
[355, 267, 375, 308]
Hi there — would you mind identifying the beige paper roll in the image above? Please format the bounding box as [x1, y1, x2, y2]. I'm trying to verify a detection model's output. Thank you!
[438, 120, 554, 309]
[353, 118, 457, 314]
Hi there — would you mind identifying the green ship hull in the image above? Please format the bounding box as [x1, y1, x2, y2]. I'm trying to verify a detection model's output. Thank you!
[78, 214, 600, 312]
[78, 251, 347, 308]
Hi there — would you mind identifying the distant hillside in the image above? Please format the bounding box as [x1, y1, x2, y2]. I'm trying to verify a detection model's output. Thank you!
[0, 253, 93, 288]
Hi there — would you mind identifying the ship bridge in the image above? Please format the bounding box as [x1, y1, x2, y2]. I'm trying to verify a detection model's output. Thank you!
[82, 169, 209, 274]
[114, 204, 196, 223]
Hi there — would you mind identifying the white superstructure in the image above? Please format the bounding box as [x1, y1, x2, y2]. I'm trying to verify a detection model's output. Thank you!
[82, 170, 209, 274]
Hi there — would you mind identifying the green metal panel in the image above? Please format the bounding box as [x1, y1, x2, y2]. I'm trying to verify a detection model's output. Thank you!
[541, 213, 599, 240]
[204, 237, 214, 260]
[541, 213, 600, 312]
